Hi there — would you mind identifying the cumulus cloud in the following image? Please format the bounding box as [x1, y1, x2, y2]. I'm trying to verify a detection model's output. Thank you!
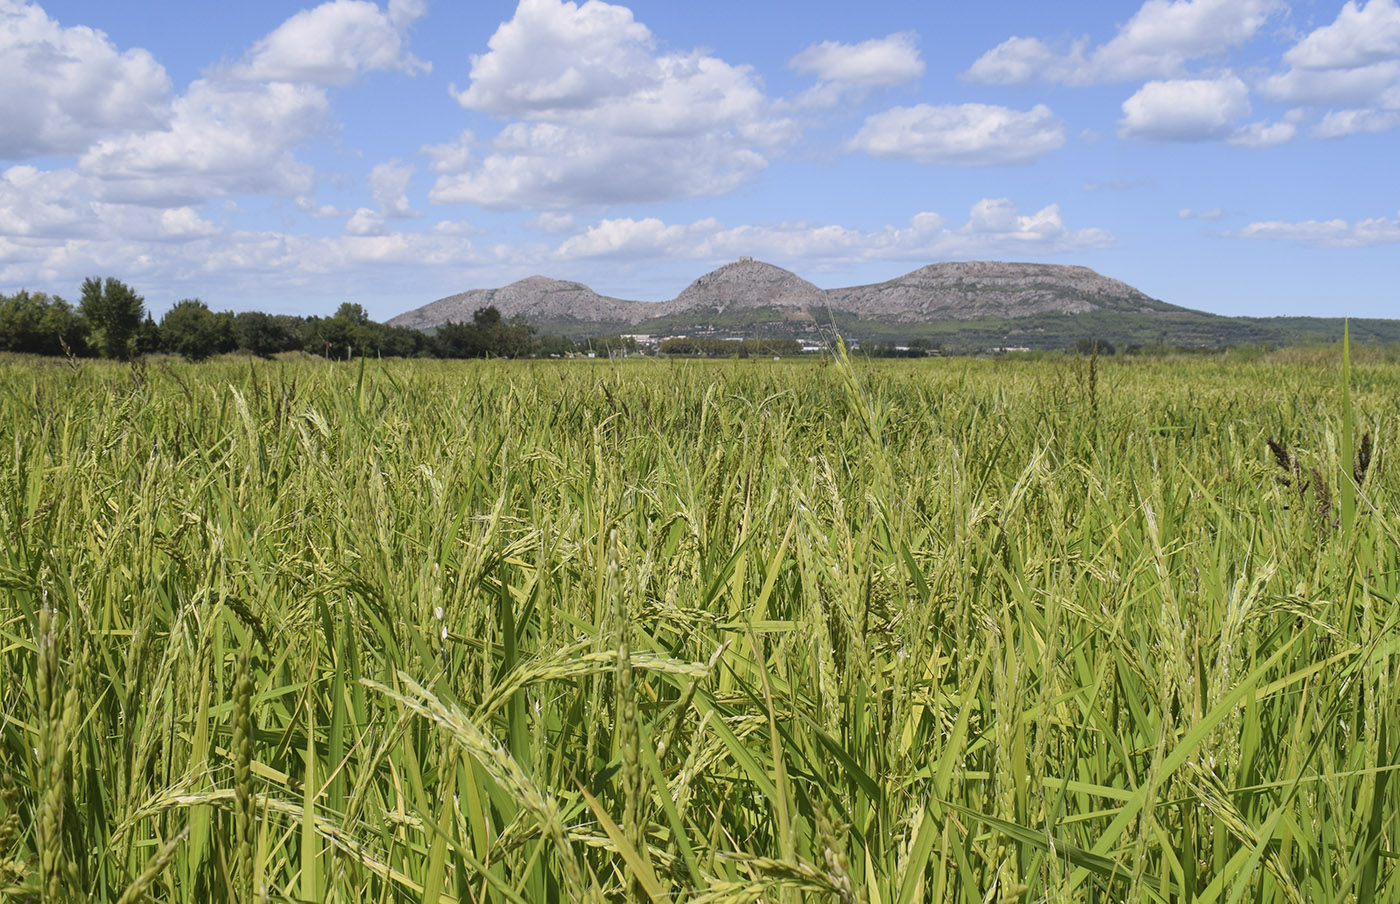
[1239, 212, 1400, 245]
[430, 123, 767, 209]
[0, 214, 484, 304]
[368, 160, 419, 218]
[1283, 0, 1400, 70]
[553, 201, 1112, 263]
[527, 212, 578, 234]
[1118, 74, 1251, 140]
[789, 32, 924, 85]
[422, 131, 475, 174]
[0, 0, 173, 159]
[450, 0, 653, 116]
[234, 0, 427, 84]
[963, 0, 1280, 85]
[1228, 117, 1297, 146]
[1259, 60, 1400, 106]
[297, 197, 350, 218]
[0, 163, 219, 244]
[0, 165, 94, 237]
[788, 32, 923, 105]
[70, 0, 431, 206]
[430, 219, 482, 236]
[1257, 2, 1400, 136]
[1178, 207, 1224, 219]
[847, 103, 1065, 165]
[431, 0, 791, 208]
[1313, 107, 1400, 136]
[345, 208, 387, 236]
[79, 80, 329, 204]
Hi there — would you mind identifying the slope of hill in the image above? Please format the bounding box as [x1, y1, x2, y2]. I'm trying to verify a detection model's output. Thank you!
[389, 259, 1400, 349]
[826, 261, 1180, 321]
[662, 258, 827, 316]
[388, 275, 645, 331]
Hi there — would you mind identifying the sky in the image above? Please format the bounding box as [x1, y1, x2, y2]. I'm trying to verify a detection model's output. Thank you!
[1, 0, 1398, 321]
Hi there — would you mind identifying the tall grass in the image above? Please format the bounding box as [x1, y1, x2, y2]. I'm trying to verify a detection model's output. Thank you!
[0, 351, 1396, 902]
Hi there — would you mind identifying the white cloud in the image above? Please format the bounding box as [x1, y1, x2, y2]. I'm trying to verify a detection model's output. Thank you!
[345, 208, 387, 235]
[527, 212, 578, 234]
[430, 123, 767, 208]
[1312, 107, 1400, 136]
[422, 131, 475, 174]
[0, 0, 173, 159]
[297, 197, 349, 218]
[1239, 212, 1400, 245]
[1259, 60, 1400, 106]
[1179, 207, 1224, 219]
[788, 32, 924, 87]
[847, 103, 1065, 165]
[554, 217, 716, 259]
[1229, 118, 1296, 146]
[962, 37, 1067, 86]
[553, 202, 1112, 263]
[0, 163, 220, 245]
[958, 199, 1102, 251]
[368, 160, 419, 218]
[79, 79, 329, 204]
[1283, 0, 1400, 70]
[430, 0, 791, 208]
[388, 0, 426, 29]
[431, 219, 482, 236]
[234, 0, 427, 85]
[963, 0, 1280, 85]
[71, 0, 433, 207]
[0, 165, 93, 237]
[1258, 2, 1400, 134]
[450, 0, 653, 116]
[0, 217, 484, 304]
[1118, 74, 1251, 140]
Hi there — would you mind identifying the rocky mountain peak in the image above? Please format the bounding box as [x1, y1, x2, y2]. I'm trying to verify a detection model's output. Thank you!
[667, 258, 828, 314]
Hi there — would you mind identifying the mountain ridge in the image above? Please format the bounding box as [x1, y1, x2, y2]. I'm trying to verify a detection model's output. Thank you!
[389, 258, 1174, 330]
[387, 258, 1400, 350]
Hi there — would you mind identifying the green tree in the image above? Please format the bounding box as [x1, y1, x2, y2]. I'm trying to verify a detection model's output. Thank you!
[79, 277, 145, 359]
[534, 333, 576, 357]
[430, 306, 535, 359]
[233, 311, 287, 357]
[160, 299, 233, 361]
[0, 290, 88, 356]
[334, 302, 371, 325]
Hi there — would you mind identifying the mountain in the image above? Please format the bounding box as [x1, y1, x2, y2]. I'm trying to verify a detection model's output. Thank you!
[825, 261, 1179, 321]
[663, 258, 828, 316]
[389, 259, 1400, 350]
[387, 275, 641, 330]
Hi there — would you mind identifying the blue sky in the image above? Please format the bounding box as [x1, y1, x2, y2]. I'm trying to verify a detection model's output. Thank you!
[2, 0, 1397, 320]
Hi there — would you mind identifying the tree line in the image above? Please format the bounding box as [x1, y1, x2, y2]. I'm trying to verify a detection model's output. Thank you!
[0, 277, 551, 361]
[658, 337, 803, 357]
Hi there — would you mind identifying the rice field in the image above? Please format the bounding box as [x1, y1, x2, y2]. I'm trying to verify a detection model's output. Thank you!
[1, 347, 1397, 903]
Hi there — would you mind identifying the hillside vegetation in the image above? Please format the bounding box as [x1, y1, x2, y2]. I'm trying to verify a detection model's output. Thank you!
[1, 352, 1398, 902]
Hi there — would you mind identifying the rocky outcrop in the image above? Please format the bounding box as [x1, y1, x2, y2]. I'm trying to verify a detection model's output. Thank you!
[826, 261, 1167, 322]
[661, 258, 829, 316]
[387, 275, 648, 328]
[390, 259, 1177, 329]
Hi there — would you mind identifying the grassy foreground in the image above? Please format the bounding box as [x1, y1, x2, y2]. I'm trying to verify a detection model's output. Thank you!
[1, 350, 1397, 903]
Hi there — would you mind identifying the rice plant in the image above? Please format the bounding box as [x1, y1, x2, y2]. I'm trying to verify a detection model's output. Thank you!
[0, 349, 1396, 902]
